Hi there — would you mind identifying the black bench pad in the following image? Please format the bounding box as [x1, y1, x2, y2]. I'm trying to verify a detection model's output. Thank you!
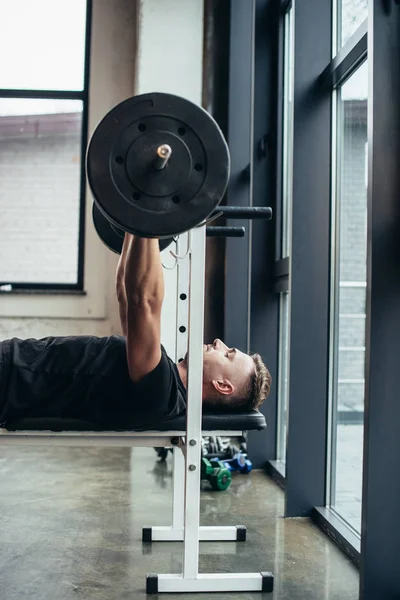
[5, 410, 266, 433]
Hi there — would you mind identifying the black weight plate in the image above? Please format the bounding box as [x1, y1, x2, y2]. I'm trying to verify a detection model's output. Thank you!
[87, 93, 230, 238]
[92, 204, 174, 254]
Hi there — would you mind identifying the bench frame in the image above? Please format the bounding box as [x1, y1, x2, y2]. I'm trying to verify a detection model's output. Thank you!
[0, 227, 274, 594]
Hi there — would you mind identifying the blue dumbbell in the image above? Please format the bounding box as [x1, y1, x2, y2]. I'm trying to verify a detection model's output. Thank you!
[212, 453, 252, 474]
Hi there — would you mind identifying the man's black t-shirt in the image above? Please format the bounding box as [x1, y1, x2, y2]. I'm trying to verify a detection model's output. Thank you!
[0, 335, 186, 429]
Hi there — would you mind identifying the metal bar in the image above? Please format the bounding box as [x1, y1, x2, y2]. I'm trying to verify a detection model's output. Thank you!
[172, 447, 185, 530]
[0, 428, 243, 440]
[213, 206, 272, 219]
[0, 89, 85, 99]
[148, 526, 242, 542]
[319, 20, 367, 90]
[175, 233, 190, 363]
[280, 0, 292, 14]
[360, 3, 400, 599]
[76, 0, 93, 291]
[284, 0, 332, 517]
[206, 226, 245, 237]
[182, 225, 206, 579]
[0, 284, 85, 293]
[274, 0, 286, 260]
[0, 433, 182, 448]
[153, 144, 172, 170]
[273, 277, 289, 294]
[274, 257, 289, 278]
[155, 573, 272, 594]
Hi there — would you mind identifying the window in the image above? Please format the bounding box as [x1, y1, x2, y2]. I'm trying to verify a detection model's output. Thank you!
[338, 0, 368, 48]
[0, 0, 90, 290]
[276, 4, 294, 466]
[328, 60, 368, 533]
[277, 292, 290, 462]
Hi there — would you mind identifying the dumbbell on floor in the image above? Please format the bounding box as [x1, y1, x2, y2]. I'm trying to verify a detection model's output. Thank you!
[211, 453, 252, 475]
[201, 457, 232, 491]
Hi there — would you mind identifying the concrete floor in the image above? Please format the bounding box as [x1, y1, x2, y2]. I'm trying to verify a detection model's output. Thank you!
[0, 446, 359, 600]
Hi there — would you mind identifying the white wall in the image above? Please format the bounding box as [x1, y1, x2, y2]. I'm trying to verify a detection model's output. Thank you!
[0, 0, 204, 355]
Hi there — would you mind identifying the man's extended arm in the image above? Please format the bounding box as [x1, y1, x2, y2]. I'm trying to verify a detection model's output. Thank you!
[121, 235, 164, 382]
[115, 233, 131, 337]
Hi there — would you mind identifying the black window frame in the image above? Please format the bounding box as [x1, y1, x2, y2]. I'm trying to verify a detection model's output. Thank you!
[264, 0, 371, 565]
[0, 0, 92, 293]
[222, 0, 400, 594]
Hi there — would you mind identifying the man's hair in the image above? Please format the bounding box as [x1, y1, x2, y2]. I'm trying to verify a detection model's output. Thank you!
[206, 353, 271, 413]
[246, 353, 272, 410]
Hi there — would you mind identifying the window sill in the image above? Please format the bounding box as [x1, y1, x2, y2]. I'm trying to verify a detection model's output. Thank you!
[265, 460, 286, 490]
[0, 289, 87, 296]
[0, 287, 105, 319]
[312, 507, 360, 567]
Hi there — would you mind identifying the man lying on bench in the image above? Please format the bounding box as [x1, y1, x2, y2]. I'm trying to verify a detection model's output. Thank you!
[0, 235, 271, 430]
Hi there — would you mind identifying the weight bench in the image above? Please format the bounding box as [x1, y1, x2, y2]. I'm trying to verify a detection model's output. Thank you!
[0, 410, 273, 594]
[0, 227, 274, 594]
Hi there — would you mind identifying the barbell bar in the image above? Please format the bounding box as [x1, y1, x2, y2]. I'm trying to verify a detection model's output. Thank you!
[92, 204, 246, 255]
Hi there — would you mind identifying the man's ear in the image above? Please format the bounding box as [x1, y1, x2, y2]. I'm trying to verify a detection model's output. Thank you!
[212, 379, 234, 396]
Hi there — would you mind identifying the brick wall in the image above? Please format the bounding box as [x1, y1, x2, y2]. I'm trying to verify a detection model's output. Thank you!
[0, 122, 82, 285]
[337, 115, 367, 411]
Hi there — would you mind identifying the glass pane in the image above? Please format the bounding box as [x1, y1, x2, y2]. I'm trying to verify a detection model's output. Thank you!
[329, 60, 368, 532]
[0, 98, 83, 285]
[0, 0, 87, 91]
[277, 293, 290, 463]
[281, 8, 294, 258]
[339, 0, 368, 47]
[276, 7, 293, 464]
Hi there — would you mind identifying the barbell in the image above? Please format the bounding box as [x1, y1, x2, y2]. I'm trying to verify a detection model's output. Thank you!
[87, 92, 273, 246]
[87, 92, 230, 239]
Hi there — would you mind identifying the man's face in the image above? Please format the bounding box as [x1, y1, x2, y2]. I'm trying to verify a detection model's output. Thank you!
[202, 339, 254, 390]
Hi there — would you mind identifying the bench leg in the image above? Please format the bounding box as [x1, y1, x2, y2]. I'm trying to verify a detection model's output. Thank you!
[142, 447, 247, 542]
[147, 572, 274, 594]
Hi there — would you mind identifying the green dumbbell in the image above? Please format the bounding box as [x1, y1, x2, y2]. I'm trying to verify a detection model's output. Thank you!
[201, 458, 232, 491]
[201, 458, 214, 479]
[209, 467, 232, 491]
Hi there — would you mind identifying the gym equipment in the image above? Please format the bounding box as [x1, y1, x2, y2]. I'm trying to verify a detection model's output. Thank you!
[213, 206, 272, 219]
[93, 203, 245, 255]
[155, 447, 169, 461]
[92, 203, 174, 254]
[87, 92, 230, 238]
[211, 453, 253, 474]
[1, 227, 274, 593]
[206, 226, 245, 237]
[202, 435, 246, 460]
[201, 457, 232, 491]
